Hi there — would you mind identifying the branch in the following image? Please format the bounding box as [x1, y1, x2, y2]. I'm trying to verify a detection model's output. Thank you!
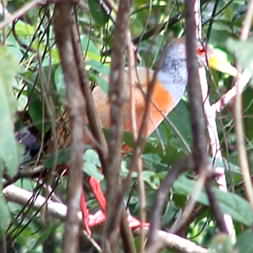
[3, 184, 101, 252]
[0, 0, 44, 29]
[71, 16, 108, 163]
[234, 0, 253, 209]
[168, 1, 211, 235]
[185, 0, 209, 173]
[212, 71, 251, 113]
[144, 229, 207, 253]
[53, 3, 86, 253]
[103, 0, 133, 252]
[126, 31, 146, 252]
[186, 0, 235, 239]
[132, 15, 182, 44]
[205, 181, 228, 233]
[3, 184, 208, 253]
[147, 156, 193, 248]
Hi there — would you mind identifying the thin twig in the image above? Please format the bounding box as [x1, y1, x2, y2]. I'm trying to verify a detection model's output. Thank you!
[234, 0, 253, 209]
[53, 3, 86, 253]
[4, 184, 209, 253]
[190, 0, 235, 239]
[3, 165, 45, 187]
[133, 15, 182, 45]
[71, 17, 108, 163]
[143, 228, 207, 253]
[205, 181, 228, 233]
[186, 0, 209, 172]
[0, 0, 45, 29]
[169, 170, 208, 234]
[127, 31, 146, 253]
[103, 0, 132, 252]
[200, 70, 236, 239]
[212, 71, 251, 113]
[3, 184, 102, 252]
[120, 217, 137, 253]
[170, 0, 213, 236]
[146, 156, 193, 249]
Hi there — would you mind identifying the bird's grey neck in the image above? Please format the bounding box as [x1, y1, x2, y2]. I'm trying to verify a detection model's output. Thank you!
[158, 57, 188, 105]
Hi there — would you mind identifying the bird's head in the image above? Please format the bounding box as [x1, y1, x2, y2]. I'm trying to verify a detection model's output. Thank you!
[196, 42, 238, 76]
[158, 38, 237, 105]
[162, 38, 237, 77]
[161, 38, 237, 77]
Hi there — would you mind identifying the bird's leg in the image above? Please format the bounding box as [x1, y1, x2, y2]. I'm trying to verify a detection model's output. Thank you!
[80, 189, 92, 235]
[88, 177, 106, 211]
[79, 177, 107, 235]
[87, 176, 150, 229]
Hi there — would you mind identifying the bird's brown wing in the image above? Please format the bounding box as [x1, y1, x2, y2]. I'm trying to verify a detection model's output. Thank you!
[47, 66, 175, 151]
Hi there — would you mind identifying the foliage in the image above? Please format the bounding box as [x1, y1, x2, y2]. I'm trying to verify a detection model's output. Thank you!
[0, 0, 252, 252]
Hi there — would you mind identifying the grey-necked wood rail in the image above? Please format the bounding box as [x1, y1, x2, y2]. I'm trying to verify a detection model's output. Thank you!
[56, 38, 237, 234]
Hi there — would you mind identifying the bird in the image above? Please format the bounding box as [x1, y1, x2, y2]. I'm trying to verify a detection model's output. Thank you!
[50, 38, 237, 234]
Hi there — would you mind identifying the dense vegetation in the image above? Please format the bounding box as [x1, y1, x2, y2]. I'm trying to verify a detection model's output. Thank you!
[0, 0, 253, 252]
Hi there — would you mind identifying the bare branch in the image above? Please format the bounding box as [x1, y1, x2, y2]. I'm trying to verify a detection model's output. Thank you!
[0, 0, 46, 29]
[147, 156, 193, 248]
[234, 0, 253, 209]
[4, 184, 208, 253]
[169, 1, 210, 235]
[103, 0, 133, 252]
[53, 3, 86, 253]
[205, 181, 228, 233]
[185, 0, 209, 172]
[144, 228, 208, 253]
[212, 71, 251, 113]
[3, 184, 102, 252]
[126, 31, 146, 252]
[183, 0, 234, 238]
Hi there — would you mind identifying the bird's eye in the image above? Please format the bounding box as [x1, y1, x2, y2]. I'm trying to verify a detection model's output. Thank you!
[196, 47, 206, 55]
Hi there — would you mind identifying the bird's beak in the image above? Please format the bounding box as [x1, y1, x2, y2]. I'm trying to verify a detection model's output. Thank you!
[206, 48, 238, 77]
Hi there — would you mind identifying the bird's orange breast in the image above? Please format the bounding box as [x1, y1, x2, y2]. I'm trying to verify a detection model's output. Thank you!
[93, 67, 175, 138]
[147, 79, 174, 135]
[48, 67, 176, 150]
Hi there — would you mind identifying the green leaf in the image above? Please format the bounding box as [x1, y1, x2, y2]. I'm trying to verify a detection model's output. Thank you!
[227, 38, 253, 75]
[14, 21, 35, 37]
[15, 178, 37, 192]
[54, 66, 66, 99]
[208, 234, 236, 253]
[143, 171, 160, 190]
[211, 157, 240, 175]
[83, 149, 103, 181]
[0, 46, 22, 176]
[88, 0, 109, 26]
[30, 224, 58, 251]
[87, 60, 110, 75]
[168, 100, 192, 147]
[6, 34, 24, 61]
[80, 35, 100, 61]
[143, 153, 167, 171]
[88, 60, 110, 92]
[0, 190, 11, 231]
[236, 229, 253, 253]
[174, 175, 253, 226]
[44, 148, 71, 169]
[93, 75, 109, 93]
[28, 91, 44, 131]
